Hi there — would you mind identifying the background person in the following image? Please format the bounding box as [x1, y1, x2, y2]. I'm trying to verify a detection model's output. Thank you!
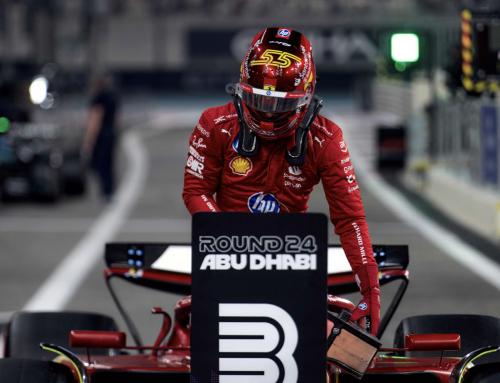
[82, 74, 120, 202]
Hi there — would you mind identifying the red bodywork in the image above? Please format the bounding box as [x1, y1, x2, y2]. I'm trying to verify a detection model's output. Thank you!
[327, 356, 461, 383]
[59, 293, 462, 383]
[46, 244, 474, 383]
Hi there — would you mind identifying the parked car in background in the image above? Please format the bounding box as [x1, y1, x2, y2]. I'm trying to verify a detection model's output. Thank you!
[0, 122, 86, 202]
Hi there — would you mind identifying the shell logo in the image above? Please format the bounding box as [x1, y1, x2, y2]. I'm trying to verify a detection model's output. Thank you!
[230, 156, 253, 176]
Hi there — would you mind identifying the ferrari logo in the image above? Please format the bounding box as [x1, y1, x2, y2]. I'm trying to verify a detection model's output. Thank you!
[263, 85, 276, 91]
[251, 49, 301, 68]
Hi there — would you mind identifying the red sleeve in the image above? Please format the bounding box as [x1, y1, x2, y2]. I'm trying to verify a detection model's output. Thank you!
[182, 110, 223, 214]
[318, 130, 378, 277]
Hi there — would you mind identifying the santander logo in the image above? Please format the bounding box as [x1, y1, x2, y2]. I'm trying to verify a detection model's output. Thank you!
[288, 166, 302, 176]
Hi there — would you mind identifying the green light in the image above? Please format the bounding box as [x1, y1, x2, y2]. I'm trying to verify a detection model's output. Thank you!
[0, 117, 10, 133]
[391, 33, 419, 62]
[395, 62, 406, 72]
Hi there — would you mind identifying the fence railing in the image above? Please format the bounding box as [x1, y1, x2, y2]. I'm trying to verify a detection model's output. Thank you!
[429, 98, 499, 188]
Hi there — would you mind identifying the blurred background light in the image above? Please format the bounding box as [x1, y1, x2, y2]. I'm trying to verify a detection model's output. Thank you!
[29, 76, 49, 105]
[41, 63, 58, 80]
[40, 93, 55, 109]
[395, 62, 407, 71]
[391, 34, 419, 62]
[0, 117, 10, 133]
[17, 145, 34, 163]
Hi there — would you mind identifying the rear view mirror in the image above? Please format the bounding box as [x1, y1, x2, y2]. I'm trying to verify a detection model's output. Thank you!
[70, 330, 126, 349]
[405, 334, 460, 351]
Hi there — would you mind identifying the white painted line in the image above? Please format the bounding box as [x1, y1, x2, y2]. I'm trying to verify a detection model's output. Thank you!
[23, 131, 149, 311]
[334, 113, 500, 292]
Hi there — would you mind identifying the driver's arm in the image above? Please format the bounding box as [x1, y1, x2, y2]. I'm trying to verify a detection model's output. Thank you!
[318, 129, 380, 336]
[183, 111, 223, 214]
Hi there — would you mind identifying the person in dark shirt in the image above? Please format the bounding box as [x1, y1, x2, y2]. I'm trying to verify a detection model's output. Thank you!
[82, 74, 119, 201]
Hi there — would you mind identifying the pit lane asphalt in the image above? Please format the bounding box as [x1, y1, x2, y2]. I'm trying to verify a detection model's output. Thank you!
[1, 96, 499, 347]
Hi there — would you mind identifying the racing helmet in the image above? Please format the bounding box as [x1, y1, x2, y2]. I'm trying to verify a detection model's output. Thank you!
[236, 28, 316, 140]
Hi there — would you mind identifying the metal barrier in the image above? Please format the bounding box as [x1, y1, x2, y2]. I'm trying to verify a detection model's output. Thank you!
[430, 98, 499, 188]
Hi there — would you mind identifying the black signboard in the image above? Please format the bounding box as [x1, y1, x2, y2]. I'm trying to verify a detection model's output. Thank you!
[191, 212, 328, 383]
[472, 14, 500, 76]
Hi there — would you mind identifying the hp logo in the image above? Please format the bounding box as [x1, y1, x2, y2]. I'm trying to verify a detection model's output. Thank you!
[278, 29, 291, 37]
[248, 192, 280, 213]
[266, 90, 271, 96]
[219, 303, 298, 383]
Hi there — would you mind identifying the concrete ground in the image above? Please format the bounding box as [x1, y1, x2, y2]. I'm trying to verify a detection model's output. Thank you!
[1, 94, 499, 348]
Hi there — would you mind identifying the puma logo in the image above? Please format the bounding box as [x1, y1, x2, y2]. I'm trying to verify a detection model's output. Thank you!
[314, 137, 325, 147]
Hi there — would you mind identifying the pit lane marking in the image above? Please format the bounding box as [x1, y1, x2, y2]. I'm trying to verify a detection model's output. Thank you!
[334, 113, 500, 292]
[23, 130, 149, 311]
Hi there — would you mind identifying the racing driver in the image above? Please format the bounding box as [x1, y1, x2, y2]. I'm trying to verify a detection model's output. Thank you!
[182, 28, 380, 336]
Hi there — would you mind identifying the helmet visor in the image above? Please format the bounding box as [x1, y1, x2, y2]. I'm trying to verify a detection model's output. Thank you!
[237, 83, 311, 114]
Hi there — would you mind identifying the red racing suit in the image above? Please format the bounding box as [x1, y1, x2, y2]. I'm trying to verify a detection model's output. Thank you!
[182, 102, 380, 331]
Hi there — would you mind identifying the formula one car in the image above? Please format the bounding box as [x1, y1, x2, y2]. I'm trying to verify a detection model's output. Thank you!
[1, 243, 500, 382]
[0, 122, 86, 202]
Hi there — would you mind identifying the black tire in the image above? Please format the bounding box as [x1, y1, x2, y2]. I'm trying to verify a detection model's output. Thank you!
[0, 358, 76, 383]
[462, 362, 500, 383]
[4, 311, 118, 359]
[394, 314, 500, 357]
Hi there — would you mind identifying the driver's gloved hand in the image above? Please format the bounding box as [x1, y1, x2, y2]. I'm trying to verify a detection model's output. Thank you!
[351, 264, 380, 337]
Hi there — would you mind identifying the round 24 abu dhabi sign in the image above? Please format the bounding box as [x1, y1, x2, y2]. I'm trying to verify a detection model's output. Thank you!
[191, 212, 328, 383]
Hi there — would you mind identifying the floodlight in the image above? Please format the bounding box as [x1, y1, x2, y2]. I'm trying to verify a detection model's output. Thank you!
[391, 34, 419, 62]
[0, 117, 10, 133]
[29, 76, 48, 105]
